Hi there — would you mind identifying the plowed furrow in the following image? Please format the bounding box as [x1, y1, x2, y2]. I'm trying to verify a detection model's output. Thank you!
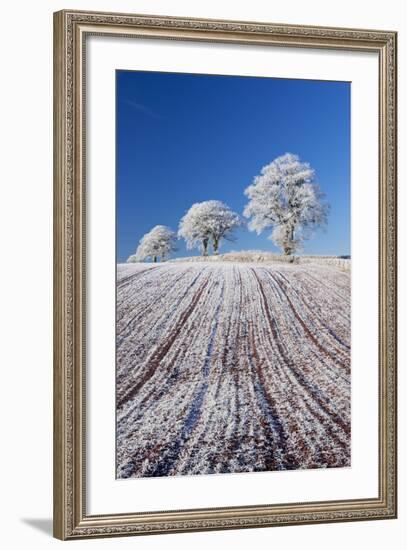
[116, 262, 351, 478]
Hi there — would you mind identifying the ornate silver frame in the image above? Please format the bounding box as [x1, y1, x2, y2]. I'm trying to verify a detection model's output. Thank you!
[53, 9, 397, 540]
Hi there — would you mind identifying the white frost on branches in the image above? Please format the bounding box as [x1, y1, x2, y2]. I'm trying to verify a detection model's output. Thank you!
[178, 200, 242, 256]
[131, 225, 177, 262]
[244, 153, 329, 255]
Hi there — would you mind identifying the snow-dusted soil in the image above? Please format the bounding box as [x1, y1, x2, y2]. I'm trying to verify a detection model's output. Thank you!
[116, 262, 350, 478]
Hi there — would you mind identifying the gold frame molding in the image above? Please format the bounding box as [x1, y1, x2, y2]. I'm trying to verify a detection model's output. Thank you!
[53, 9, 397, 540]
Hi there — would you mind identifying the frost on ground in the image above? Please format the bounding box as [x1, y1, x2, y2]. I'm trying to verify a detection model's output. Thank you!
[116, 261, 350, 478]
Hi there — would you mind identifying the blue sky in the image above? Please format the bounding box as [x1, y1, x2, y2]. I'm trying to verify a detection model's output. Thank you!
[116, 70, 350, 262]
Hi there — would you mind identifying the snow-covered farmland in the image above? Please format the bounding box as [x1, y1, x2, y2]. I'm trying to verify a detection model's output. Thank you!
[116, 261, 350, 478]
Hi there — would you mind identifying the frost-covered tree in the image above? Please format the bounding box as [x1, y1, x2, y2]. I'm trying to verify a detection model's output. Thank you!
[178, 200, 242, 256]
[244, 153, 329, 255]
[126, 254, 138, 263]
[134, 225, 177, 262]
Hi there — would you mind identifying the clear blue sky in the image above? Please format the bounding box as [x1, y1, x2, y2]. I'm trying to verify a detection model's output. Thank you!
[116, 70, 350, 262]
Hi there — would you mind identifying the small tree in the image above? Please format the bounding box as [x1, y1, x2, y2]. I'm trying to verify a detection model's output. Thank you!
[244, 153, 329, 255]
[178, 200, 242, 256]
[178, 202, 211, 256]
[126, 254, 138, 263]
[134, 225, 177, 262]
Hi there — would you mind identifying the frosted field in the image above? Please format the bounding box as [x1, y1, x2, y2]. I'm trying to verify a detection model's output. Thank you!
[116, 262, 350, 478]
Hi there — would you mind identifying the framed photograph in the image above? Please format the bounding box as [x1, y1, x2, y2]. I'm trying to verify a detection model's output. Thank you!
[53, 9, 397, 540]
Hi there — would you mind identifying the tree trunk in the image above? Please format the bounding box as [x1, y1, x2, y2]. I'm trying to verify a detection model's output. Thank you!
[202, 238, 209, 256]
[213, 236, 219, 255]
[153, 256, 157, 263]
[284, 226, 295, 256]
